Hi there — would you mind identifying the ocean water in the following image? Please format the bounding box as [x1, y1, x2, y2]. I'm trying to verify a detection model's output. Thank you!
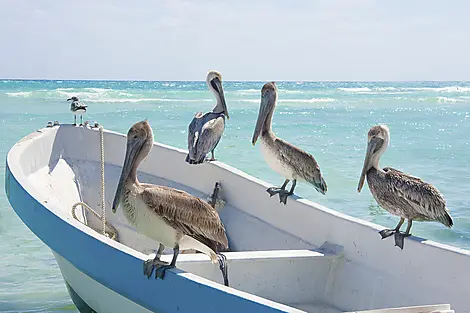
[0, 80, 470, 312]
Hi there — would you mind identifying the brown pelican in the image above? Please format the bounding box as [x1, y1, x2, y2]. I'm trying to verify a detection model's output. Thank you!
[251, 82, 328, 204]
[67, 96, 87, 126]
[186, 70, 229, 164]
[357, 124, 453, 249]
[112, 120, 230, 285]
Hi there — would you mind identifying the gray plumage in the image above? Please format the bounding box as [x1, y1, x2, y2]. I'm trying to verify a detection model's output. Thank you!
[140, 184, 229, 250]
[112, 120, 230, 284]
[358, 124, 453, 249]
[252, 82, 327, 204]
[186, 70, 229, 165]
[263, 131, 327, 195]
[186, 112, 226, 164]
[367, 167, 452, 227]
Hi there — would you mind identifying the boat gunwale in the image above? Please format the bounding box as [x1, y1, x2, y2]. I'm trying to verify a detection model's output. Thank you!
[5, 125, 308, 313]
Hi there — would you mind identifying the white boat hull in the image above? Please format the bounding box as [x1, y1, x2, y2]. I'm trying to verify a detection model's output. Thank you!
[54, 251, 152, 313]
[5, 124, 467, 312]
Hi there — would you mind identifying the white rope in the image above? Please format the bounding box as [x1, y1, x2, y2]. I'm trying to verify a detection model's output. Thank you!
[72, 202, 117, 240]
[71, 125, 118, 241]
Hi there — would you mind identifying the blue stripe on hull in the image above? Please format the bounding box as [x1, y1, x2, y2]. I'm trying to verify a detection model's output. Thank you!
[5, 164, 290, 313]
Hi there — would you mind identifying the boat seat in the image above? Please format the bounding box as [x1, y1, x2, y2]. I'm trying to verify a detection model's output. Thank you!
[345, 304, 453, 313]
[161, 242, 344, 306]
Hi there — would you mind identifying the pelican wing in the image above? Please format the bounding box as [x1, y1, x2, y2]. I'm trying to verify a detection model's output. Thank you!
[384, 167, 452, 227]
[187, 112, 204, 160]
[188, 113, 225, 162]
[275, 138, 327, 194]
[142, 185, 229, 249]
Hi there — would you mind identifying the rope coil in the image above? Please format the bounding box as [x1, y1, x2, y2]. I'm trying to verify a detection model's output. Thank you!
[71, 125, 118, 241]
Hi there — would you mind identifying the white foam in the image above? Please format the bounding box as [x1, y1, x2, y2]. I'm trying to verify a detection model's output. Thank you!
[437, 97, 463, 103]
[279, 98, 335, 103]
[338, 87, 371, 92]
[86, 98, 212, 103]
[6, 91, 32, 97]
[405, 86, 470, 93]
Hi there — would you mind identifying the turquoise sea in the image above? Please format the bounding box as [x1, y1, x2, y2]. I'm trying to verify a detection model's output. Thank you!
[0, 80, 469, 312]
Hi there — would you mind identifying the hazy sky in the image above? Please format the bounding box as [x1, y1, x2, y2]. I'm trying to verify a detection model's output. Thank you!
[0, 0, 469, 81]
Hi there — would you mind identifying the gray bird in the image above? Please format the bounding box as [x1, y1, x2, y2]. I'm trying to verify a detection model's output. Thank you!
[357, 124, 453, 249]
[252, 82, 327, 204]
[67, 96, 87, 126]
[186, 70, 229, 164]
[112, 120, 229, 285]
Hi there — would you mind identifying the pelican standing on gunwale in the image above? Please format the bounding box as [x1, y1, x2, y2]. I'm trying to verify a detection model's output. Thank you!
[251, 82, 328, 204]
[186, 70, 229, 164]
[112, 120, 230, 286]
[357, 124, 453, 250]
[67, 96, 87, 126]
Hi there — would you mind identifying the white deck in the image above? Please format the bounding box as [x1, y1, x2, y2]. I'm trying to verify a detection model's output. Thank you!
[10, 124, 468, 312]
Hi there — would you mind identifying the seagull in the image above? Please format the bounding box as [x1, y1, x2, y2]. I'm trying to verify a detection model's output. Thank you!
[67, 96, 87, 126]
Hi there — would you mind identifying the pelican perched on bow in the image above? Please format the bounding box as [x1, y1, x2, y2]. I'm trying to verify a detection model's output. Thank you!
[112, 120, 229, 285]
[67, 96, 87, 126]
[357, 125, 453, 249]
[252, 82, 327, 204]
[186, 70, 229, 164]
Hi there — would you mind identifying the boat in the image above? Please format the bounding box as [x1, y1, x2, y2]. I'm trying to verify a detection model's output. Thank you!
[5, 122, 467, 313]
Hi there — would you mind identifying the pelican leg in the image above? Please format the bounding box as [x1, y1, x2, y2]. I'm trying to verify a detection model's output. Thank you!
[143, 243, 168, 279]
[267, 179, 289, 197]
[279, 180, 297, 205]
[73, 115, 77, 126]
[394, 219, 412, 250]
[379, 218, 404, 239]
[155, 244, 179, 280]
[208, 150, 217, 162]
[80, 115, 83, 126]
[217, 253, 230, 287]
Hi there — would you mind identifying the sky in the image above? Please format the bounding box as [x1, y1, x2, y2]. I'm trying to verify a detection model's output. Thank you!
[0, 0, 469, 81]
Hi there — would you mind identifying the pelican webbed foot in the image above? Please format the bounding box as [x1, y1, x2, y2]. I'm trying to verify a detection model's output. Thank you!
[267, 187, 283, 197]
[266, 179, 290, 197]
[378, 217, 405, 240]
[394, 219, 413, 250]
[143, 243, 167, 279]
[155, 244, 179, 280]
[379, 229, 396, 239]
[394, 232, 411, 250]
[278, 190, 294, 204]
[217, 253, 229, 287]
[278, 179, 297, 205]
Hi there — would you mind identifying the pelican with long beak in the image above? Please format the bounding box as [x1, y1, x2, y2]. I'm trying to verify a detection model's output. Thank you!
[358, 125, 453, 249]
[186, 70, 229, 164]
[112, 120, 230, 285]
[252, 82, 327, 204]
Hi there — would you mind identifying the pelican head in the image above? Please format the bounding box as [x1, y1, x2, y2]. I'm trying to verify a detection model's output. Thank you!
[206, 70, 229, 119]
[112, 120, 154, 213]
[252, 82, 277, 146]
[67, 96, 79, 102]
[357, 124, 390, 192]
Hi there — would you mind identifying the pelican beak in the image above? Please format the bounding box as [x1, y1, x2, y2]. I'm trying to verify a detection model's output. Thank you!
[252, 93, 273, 146]
[357, 137, 381, 192]
[211, 77, 229, 119]
[112, 137, 144, 213]
[67, 98, 72, 101]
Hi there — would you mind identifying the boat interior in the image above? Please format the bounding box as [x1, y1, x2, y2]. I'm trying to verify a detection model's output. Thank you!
[21, 125, 456, 313]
